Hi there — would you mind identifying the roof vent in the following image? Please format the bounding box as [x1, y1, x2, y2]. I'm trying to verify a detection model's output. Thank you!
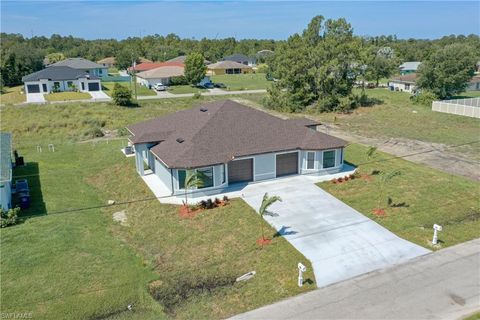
[200, 107, 208, 112]
[176, 138, 184, 143]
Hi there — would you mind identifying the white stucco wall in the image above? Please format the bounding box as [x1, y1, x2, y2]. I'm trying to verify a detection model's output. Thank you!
[137, 77, 171, 87]
[0, 182, 12, 211]
[389, 81, 416, 93]
[24, 78, 101, 94]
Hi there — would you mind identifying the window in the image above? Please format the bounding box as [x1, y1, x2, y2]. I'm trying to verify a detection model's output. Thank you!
[220, 164, 226, 184]
[178, 170, 186, 189]
[405, 84, 410, 90]
[323, 150, 336, 168]
[197, 167, 214, 189]
[81, 82, 85, 90]
[306, 152, 315, 169]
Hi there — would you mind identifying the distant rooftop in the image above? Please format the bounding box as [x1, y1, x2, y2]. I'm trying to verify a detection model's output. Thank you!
[48, 58, 105, 70]
[0, 132, 12, 183]
[399, 61, 421, 71]
[22, 66, 99, 82]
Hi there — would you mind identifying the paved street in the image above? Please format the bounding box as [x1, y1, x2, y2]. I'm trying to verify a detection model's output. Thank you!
[231, 239, 480, 320]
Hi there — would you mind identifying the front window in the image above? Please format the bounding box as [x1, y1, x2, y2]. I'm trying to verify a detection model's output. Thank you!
[405, 84, 410, 90]
[178, 170, 186, 189]
[307, 152, 315, 169]
[323, 150, 336, 168]
[197, 167, 214, 189]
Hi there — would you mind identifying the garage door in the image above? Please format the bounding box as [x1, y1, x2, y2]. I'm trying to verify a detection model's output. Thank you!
[88, 82, 100, 91]
[228, 159, 253, 183]
[27, 84, 40, 93]
[276, 152, 298, 177]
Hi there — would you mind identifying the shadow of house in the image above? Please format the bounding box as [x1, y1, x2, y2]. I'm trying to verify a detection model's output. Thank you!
[12, 162, 46, 218]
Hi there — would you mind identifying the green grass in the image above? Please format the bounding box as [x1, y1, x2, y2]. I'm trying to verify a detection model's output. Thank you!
[210, 73, 271, 90]
[0, 85, 26, 104]
[318, 144, 480, 249]
[463, 311, 480, 320]
[108, 67, 119, 75]
[102, 81, 157, 97]
[1, 94, 314, 319]
[306, 88, 480, 159]
[44, 91, 92, 101]
[168, 85, 207, 94]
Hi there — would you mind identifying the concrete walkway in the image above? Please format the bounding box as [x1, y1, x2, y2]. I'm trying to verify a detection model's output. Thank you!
[231, 238, 480, 320]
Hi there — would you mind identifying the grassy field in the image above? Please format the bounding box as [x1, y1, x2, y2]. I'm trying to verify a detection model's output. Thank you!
[168, 85, 207, 94]
[102, 81, 157, 96]
[211, 73, 271, 90]
[44, 91, 92, 101]
[319, 144, 480, 249]
[1, 94, 314, 319]
[0, 85, 26, 104]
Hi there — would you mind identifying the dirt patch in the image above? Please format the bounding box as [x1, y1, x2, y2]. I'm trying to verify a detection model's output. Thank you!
[322, 125, 480, 181]
[256, 237, 272, 246]
[178, 205, 202, 219]
[372, 208, 386, 216]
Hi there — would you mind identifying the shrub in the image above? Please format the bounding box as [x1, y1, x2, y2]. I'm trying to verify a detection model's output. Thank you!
[331, 178, 337, 184]
[257, 63, 269, 73]
[169, 76, 188, 86]
[222, 195, 229, 203]
[411, 90, 438, 106]
[116, 127, 128, 136]
[205, 198, 215, 209]
[84, 126, 104, 138]
[112, 83, 133, 106]
[198, 200, 207, 209]
[214, 198, 222, 205]
[192, 92, 202, 99]
[0, 207, 20, 228]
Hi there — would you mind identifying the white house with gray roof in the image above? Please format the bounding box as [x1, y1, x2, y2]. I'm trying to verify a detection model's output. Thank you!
[47, 58, 108, 77]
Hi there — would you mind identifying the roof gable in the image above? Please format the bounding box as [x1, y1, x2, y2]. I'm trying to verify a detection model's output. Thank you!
[48, 58, 105, 69]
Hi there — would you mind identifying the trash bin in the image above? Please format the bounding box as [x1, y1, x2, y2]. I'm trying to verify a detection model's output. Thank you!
[18, 191, 30, 209]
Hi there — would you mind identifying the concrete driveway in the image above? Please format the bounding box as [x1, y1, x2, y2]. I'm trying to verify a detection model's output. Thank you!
[241, 175, 430, 288]
[26, 92, 45, 103]
[89, 91, 111, 101]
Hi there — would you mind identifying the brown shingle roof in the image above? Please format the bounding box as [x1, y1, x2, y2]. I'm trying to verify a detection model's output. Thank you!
[127, 100, 347, 169]
[136, 66, 184, 79]
[390, 73, 417, 84]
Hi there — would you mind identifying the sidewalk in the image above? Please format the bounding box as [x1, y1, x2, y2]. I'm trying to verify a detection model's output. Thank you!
[231, 238, 480, 320]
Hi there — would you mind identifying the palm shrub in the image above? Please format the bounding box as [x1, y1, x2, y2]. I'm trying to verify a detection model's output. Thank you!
[183, 170, 207, 210]
[258, 193, 282, 241]
[376, 170, 401, 210]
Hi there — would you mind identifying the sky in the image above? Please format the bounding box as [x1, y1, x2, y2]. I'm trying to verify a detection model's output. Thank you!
[1, 1, 479, 40]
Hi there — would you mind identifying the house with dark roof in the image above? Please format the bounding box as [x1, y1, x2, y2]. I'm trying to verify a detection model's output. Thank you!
[207, 61, 252, 75]
[0, 132, 13, 211]
[127, 100, 347, 197]
[47, 58, 108, 77]
[22, 66, 102, 95]
[222, 54, 256, 67]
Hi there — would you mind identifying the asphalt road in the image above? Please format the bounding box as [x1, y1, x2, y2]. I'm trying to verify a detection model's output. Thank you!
[231, 238, 480, 320]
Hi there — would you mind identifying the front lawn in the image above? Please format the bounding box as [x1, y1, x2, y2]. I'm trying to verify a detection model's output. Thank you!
[318, 144, 480, 249]
[102, 81, 157, 97]
[210, 73, 271, 90]
[44, 91, 92, 101]
[168, 85, 207, 94]
[1, 93, 313, 319]
[0, 85, 26, 104]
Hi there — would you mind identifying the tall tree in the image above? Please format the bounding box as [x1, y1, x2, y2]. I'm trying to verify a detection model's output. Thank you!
[184, 52, 207, 85]
[417, 44, 477, 99]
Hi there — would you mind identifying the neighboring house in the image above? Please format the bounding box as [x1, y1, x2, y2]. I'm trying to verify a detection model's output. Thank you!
[399, 61, 421, 75]
[97, 57, 116, 68]
[222, 54, 256, 67]
[136, 66, 185, 87]
[167, 55, 211, 64]
[47, 58, 108, 78]
[206, 61, 252, 75]
[127, 100, 347, 197]
[467, 75, 480, 91]
[388, 73, 417, 93]
[22, 66, 102, 95]
[0, 132, 13, 211]
[127, 61, 184, 73]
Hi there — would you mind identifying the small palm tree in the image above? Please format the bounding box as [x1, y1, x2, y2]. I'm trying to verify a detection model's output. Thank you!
[183, 170, 207, 210]
[365, 146, 377, 162]
[377, 170, 401, 209]
[258, 193, 282, 242]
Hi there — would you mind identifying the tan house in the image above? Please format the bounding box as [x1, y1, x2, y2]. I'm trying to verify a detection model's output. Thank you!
[97, 57, 116, 68]
[207, 61, 252, 75]
[136, 65, 184, 87]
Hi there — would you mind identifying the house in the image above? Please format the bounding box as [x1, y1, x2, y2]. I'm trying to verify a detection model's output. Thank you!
[388, 73, 417, 93]
[0, 132, 13, 211]
[22, 66, 102, 94]
[206, 61, 252, 75]
[136, 65, 185, 87]
[47, 58, 108, 78]
[127, 100, 347, 197]
[222, 54, 256, 67]
[97, 57, 116, 68]
[127, 61, 184, 73]
[399, 61, 421, 75]
[167, 55, 211, 64]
